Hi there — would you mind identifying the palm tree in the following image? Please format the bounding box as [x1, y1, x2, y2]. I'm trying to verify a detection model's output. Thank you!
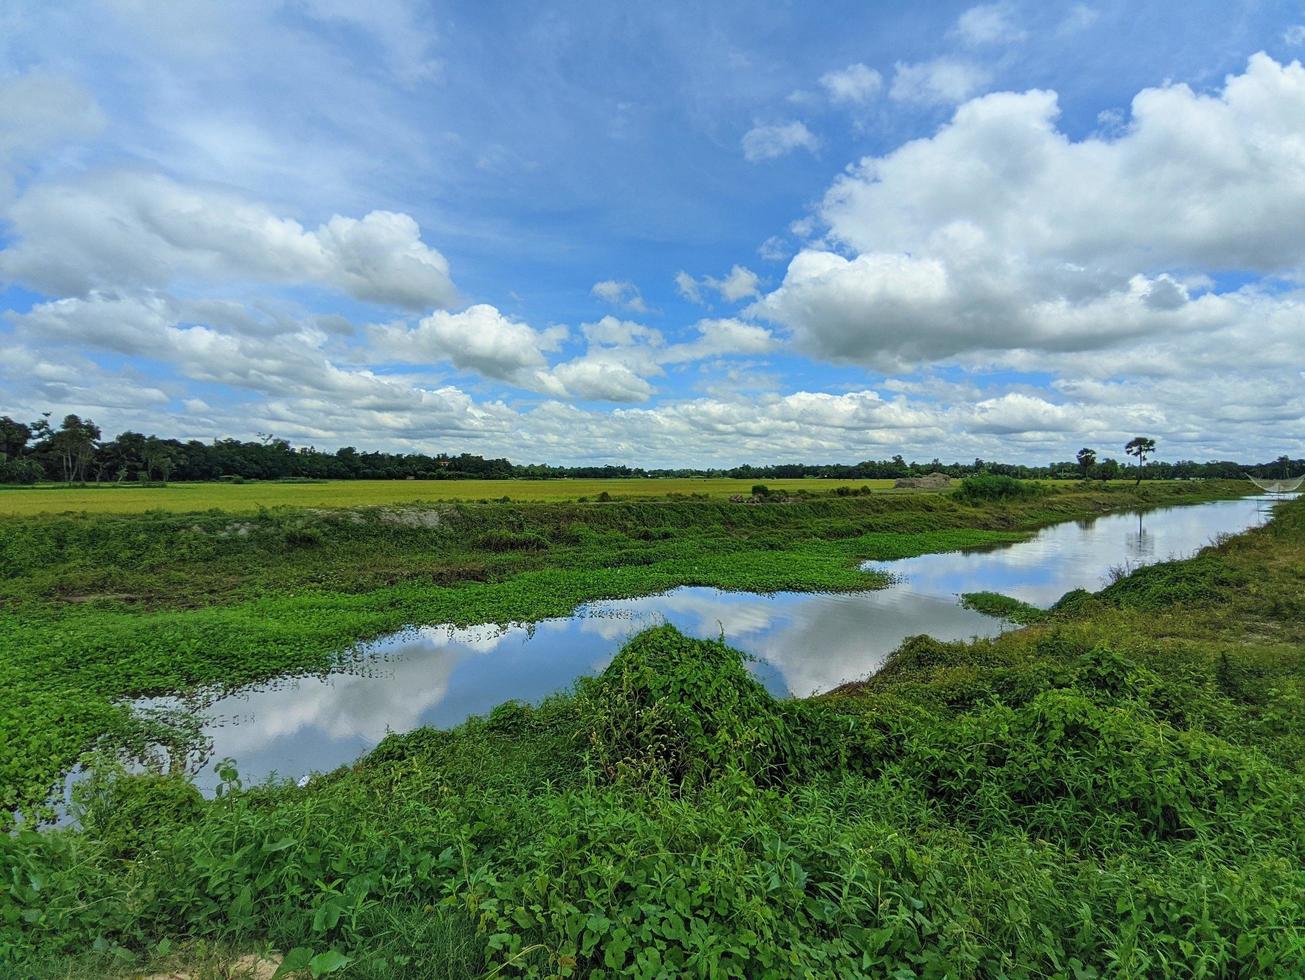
[1124, 437, 1156, 485]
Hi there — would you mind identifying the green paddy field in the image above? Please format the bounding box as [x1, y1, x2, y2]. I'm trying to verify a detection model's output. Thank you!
[0, 478, 899, 515]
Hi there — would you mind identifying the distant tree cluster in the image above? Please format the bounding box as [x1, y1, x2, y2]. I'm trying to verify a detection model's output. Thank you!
[0, 413, 1291, 486]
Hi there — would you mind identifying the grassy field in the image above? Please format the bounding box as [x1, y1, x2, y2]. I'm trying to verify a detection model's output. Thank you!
[0, 477, 901, 515]
[3, 484, 1301, 976]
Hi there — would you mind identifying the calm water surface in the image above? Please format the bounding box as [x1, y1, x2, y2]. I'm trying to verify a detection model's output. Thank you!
[139, 494, 1283, 794]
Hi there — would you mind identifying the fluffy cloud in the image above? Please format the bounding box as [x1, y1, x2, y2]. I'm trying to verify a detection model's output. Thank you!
[10, 291, 476, 413]
[9, 281, 777, 413]
[757, 236, 790, 263]
[756, 251, 1234, 369]
[819, 63, 883, 104]
[536, 317, 778, 403]
[756, 54, 1305, 371]
[581, 315, 664, 348]
[833, 56, 1305, 275]
[5, 292, 521, 444]
[0, 173, 457, 309]
[741, 121, 818, 162]
[673, 271, 702, 304]
[5, 291, 1300, 460]
[372, 304, 568, 389]
[968, 393, 1086, 434]
[953, 3, 1026, 45]
[676, 265, 761, 304]
[550, 358, 656, 403]
[660, 318, 777, 364]
[711, 266, 761, 302]
[591, 279, 650, 313]
[889, 58, 991, 105]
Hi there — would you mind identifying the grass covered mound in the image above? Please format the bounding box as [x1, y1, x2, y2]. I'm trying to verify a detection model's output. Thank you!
[8, 499, 1305, 980]
[959, 590, 1048, 624]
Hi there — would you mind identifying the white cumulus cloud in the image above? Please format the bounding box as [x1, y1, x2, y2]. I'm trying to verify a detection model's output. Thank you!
[953, 3, 1026, 45]
[676, 266, 761, 304]
[0, 172, 457, 310]
[591, 279, 650, 313]
[372, 304, 568, 389]
[742, 121, 818, 162]
[756, 54, 1305, 372]
[889, 58, 991, 105]
[819, 63, 883, 104]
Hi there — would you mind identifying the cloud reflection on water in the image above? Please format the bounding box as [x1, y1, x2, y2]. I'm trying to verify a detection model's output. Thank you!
[148, 496, 1277, 793]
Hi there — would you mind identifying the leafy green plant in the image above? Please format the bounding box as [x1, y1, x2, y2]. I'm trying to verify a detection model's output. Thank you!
[954, 474, 1044, 502]
[6, 481, 1301, 979]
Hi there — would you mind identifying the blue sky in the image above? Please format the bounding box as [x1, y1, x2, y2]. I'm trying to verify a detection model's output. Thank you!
[1, 1, 1304, 465]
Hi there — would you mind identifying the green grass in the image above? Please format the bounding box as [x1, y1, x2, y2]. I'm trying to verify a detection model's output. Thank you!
[959, 590, 1049, 624]
[0, 481, 1248, 822]
[3, 496, 1304, 976]
[0, 477, 903, 515]
[6, 477, 1294, 977]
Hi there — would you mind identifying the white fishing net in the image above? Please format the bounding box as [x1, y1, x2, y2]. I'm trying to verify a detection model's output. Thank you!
[1246, 474, 1305, 493]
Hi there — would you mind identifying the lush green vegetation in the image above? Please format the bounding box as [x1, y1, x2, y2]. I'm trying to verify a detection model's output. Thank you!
[0, 481, 1245, 826]
[959, 590, 1048, 625]
[3, 491, 1302, 977]
[953, 473, 1047, 502]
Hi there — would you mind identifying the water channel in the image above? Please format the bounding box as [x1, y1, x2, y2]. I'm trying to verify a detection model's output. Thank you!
[137, 494, 1284, 795]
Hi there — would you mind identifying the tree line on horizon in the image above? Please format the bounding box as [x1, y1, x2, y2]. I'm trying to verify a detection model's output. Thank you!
[0, 412, 1295, 487]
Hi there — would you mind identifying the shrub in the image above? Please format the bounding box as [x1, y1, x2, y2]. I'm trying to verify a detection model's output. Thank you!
[908, 688, 1301, 850]
[1100, 553, 1247, 610]
[575, 625, 798, 788]
[73, 770, 204, 860]
[473, 530, 550, 552]
[1048, 587, 1103, 617]
[0, 458, 42, 485]
[954, 474, 1042, 502]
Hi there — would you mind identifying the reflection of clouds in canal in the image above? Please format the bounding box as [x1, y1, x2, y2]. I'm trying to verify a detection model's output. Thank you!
[872, 498, 1273, 606]
[416, 622, 516, 652]
[745, 591, 1001, 696]
[132, 495, 1278, 795]
[208, 638, 466, 755]
[585, 587, 1002, 696]
[586, 590, 783, 641]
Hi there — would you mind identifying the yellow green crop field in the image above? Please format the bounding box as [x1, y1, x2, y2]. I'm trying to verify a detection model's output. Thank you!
[0, 478, 902, 515]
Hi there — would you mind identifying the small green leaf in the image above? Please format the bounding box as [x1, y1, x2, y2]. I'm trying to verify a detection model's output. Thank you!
[603, 930, 632, 969]
[272, 947, 313, 979]
[309, 949, 350, 976]
[312, 899, 342, 933]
